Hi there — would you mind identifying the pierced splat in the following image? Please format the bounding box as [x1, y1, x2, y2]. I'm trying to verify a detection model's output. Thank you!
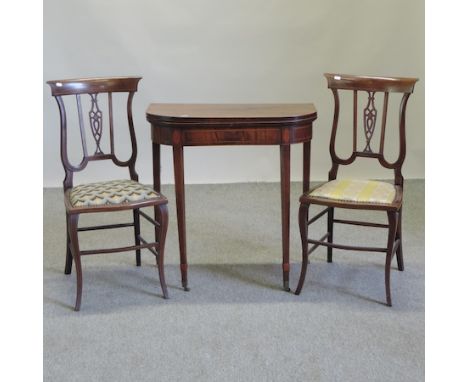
[363, 91, 377, 153]
[88, 93, 104, 154]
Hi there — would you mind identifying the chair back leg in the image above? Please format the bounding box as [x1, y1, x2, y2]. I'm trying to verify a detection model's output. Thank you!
[68, 213, 83, 311]
[133, 209, 141, 266]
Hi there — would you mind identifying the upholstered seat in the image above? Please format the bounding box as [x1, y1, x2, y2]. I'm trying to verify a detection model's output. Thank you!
[309, 179, 396, 205]
[69, 179, 161, 207]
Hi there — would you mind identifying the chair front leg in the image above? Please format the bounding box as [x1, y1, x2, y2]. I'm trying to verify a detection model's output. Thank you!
[155, 203, 169, 299]
[67, 213, 83, 311]
[133, 209, 141, 266]
[295, 203, 310, 295]
[385, 211, 399, 307]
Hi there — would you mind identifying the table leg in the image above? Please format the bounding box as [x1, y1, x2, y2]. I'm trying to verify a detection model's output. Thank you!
[173, 145, 189, 291]
[303, 141, 311, 193]
[152, 142, 162, 241]
[303, 141, 311, 264]
[152, 143, 161, 192]
[280, 144, 291, 292]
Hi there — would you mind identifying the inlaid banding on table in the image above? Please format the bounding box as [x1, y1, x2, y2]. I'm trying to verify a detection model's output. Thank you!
[183, 128, 282, 145]
[151, 123, 314, 146]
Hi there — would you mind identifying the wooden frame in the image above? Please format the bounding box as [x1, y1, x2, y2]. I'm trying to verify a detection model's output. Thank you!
[294, 73, 418, 306]
[147, 103, 317, 292]
[47, 77, 169, 311]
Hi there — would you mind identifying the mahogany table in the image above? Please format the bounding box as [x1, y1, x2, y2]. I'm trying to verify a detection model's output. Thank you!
[146, 103, 317, 292]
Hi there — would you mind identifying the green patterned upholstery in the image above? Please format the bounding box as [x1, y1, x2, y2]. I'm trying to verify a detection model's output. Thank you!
[69, 179, 161, 207]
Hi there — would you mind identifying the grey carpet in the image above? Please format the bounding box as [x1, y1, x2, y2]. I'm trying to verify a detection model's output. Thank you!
[43, 180, 424, 382]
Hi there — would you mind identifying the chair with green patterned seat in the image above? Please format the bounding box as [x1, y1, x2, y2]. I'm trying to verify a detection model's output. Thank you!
[295, 73, 418, 306]
[47, 77, 169, 311]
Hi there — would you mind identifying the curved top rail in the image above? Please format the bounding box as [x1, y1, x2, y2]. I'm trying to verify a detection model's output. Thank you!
[324, 73, 418, 93]
[47, 76, 142, 96]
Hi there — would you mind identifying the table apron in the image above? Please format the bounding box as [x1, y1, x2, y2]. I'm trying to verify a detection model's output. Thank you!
[151, 123, 313, 146]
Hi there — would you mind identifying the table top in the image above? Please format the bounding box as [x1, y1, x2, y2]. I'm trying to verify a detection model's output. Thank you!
[146, 103, 317, 123]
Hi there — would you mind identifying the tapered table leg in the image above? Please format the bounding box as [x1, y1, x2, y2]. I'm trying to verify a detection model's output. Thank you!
[173, 145, 189, 291]
[153, 143, 161, 193]
[280, 144, 291, 291]
[303, 141, 311, 193]
[303, 141, 311, 264]
[153, 142, 162, 242]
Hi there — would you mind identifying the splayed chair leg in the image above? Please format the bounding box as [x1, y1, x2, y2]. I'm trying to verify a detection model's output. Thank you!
[68, 213, 83, 311]
[155, 203, 169, 299]
[385, 211, 398, 307]
[133, 209, 141, 266]
[295, 203, 310, 295]
[64, 213, 73, 275]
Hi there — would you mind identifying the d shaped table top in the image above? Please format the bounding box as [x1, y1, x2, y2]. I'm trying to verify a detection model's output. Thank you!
[146, 103, 317, 123]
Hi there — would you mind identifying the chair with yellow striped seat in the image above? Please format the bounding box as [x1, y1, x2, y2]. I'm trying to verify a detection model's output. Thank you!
[295, 73, 418, 306]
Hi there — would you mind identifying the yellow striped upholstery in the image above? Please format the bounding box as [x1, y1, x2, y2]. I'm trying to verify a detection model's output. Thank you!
[69, 179, 161, 207]
[309, 179, 396, 204]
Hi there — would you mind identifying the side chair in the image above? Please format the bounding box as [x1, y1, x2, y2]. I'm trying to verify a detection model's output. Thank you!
[295, 73, 418, 306]
[47, 77, 169, 311]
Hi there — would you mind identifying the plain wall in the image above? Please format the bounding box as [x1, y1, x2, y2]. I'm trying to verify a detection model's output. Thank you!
[43, 0, 424, 186]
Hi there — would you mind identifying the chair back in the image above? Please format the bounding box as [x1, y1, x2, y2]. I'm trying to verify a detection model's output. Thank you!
[47, 77, 142, 190]
[324, 73, 418, 186]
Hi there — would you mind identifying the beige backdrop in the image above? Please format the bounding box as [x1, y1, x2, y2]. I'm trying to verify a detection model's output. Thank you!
[43, 0, 424, 186]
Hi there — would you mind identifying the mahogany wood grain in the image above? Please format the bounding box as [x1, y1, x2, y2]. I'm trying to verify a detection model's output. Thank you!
[47, 76, 169, 310]
[146, 103, 317, 121]
[172, 144, 189, 291]
[47, 76, 141, 96]
[324, 73, 417, 93]
[280, 144, 291, 291]
[295, 73, 418, 306]
[302, 141, 311, 193]
[147, 103, 317, 291]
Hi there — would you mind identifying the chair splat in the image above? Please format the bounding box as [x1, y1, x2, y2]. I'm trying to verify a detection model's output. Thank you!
[363, 91, 378, 153]
[88, 93, 104, 155]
